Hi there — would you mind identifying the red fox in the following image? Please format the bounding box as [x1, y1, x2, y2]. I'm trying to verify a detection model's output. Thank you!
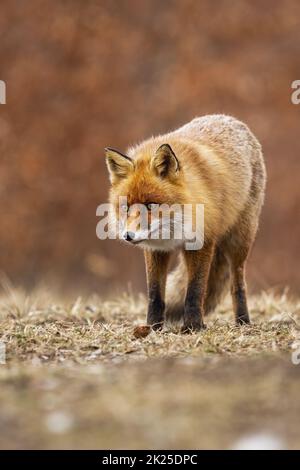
[105, 115, 266, 332]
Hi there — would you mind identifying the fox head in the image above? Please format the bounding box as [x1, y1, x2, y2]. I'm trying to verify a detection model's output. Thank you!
[105, 143, 188, 251]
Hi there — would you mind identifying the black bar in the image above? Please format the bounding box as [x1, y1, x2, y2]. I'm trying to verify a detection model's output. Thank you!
[0, 450, 298, 465]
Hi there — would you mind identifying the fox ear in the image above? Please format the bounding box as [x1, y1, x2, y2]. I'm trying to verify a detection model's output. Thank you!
[105, 147, 133, 184]
[152, 144, 180, 178]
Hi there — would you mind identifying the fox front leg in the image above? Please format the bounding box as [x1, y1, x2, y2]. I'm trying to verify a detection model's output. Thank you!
[144, 250, 170, 330]
[182, 243, 215, 332]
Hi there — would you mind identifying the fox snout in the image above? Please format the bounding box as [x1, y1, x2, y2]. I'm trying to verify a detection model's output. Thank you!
[123, 231, 135, 242]
[122, 230, 146, 244]
[120, 206, 150, 244]
[123, 231, 137, 243]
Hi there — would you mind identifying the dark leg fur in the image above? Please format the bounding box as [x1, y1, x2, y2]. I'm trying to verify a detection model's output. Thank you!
[144, 250, 170, 330]
[182, 243, 215, 333]
[231, 264, 250, 325]
[223, 224, 254, 326]
[147, 281, 166, 330]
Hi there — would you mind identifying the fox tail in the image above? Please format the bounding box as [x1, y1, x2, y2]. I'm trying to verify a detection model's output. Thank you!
[165, 247, 230, 321]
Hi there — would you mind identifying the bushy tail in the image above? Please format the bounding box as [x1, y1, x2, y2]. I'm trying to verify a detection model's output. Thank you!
[205, 247, 230, 314]
[165, 247, 230, 322]
[165, 253, 187, 322]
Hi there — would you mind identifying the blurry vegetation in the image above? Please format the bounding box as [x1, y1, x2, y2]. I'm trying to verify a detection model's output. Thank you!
[0, 0, 300, 292]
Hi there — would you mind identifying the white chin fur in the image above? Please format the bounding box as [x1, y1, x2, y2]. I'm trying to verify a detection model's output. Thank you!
[136, 238, 183, 251]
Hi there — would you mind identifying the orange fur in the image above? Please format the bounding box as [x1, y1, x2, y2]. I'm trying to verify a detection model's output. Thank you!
[105, 115, 266, 331]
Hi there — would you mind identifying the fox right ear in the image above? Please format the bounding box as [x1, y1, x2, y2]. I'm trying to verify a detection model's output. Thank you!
[152, 144, 180, 179]
[105, 148, 134, 184]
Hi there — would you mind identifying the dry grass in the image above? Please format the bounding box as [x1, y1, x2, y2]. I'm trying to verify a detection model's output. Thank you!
[0, 287, 300, 449]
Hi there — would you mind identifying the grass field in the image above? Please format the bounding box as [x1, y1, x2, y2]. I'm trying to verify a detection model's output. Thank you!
[0, 287, 300, 449]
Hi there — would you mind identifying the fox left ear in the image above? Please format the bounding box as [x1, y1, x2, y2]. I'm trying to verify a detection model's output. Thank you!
[152, 144, 180, 178]
[105, 147, 134, 184]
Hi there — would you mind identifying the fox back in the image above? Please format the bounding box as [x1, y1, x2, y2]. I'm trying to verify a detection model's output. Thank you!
[106, 114, 265, 250]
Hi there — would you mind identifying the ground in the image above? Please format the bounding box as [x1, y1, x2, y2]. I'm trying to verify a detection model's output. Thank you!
[0, 287, 300, 449]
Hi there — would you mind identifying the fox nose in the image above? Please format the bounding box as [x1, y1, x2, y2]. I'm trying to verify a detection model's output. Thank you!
[124, 231, 135, 242]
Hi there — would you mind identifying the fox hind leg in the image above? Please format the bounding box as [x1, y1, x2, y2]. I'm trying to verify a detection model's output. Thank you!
[224, 219, 257, 325]
[226, 154, 265, 325]
[230, 261, 251, 325]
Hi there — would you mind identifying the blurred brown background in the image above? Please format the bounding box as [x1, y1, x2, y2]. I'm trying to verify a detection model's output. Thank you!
[0, 0, 299, 295]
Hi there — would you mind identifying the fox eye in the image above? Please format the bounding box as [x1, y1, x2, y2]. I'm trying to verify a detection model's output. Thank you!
[145, 203, 157, 211]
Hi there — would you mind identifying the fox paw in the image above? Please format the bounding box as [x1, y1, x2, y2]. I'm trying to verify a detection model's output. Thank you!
[151, 321, 163, 331]
[236, 316, 251, 326]
[181, 322, 206, 334]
